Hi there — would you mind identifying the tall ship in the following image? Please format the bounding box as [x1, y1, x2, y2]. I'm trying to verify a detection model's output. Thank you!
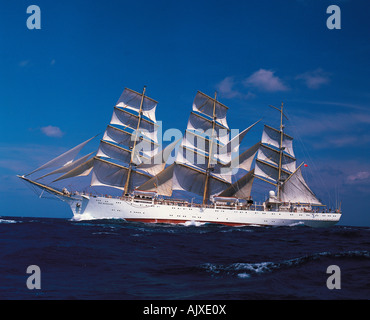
[18, 86, 341, 227]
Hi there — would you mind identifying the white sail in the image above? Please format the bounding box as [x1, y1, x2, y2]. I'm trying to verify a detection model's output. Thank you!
[103, 125, 159, 157]
[176, 145, 209, 171]
[255, 159, 290, 184]
[53, 157, 95, 182]
[137, 163, 175, 196]
[187, 112, 229, 146]
[96, 140, 134, 164]
[219, 120, 260, 156]
[110, 107, 158, 143]
[280, 166, 322, 205]
[37, 151, 95, 180]
[91, 158, 151, 191]
[172, 163, 230, 197]
[257, 144, 296, 173]
[218, 169, 255, 199]
[182, 130, 222, 157]
[103, 125, 135, 147]
[229, 142, 260, 172]
[262, 125, 294, 157]
[25, 135, 96, 176]
[192, 91, 229, 128]
[137, 138, 180, 176]
[211, 142, 259, 183]
[116, 88, 157, 122]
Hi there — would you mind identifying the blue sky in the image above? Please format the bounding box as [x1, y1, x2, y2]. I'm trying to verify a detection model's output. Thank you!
[0, 0, 369, 226]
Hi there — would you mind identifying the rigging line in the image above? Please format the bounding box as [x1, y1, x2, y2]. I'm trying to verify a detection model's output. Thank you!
[284, 109, 334, 207]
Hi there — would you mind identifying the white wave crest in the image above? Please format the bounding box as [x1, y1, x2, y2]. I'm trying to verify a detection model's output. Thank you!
[0, 218, 18, 224]
[202, 250, 370, 278]
[71, 213, 98, 221]
[180, 220, 207, 227]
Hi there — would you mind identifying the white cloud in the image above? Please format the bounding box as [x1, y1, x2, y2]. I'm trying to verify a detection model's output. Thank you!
[243, 69, 289, 92]
[18, 60, 30, 67]
[296, 68, 330, 89]
[41, 125, 64, 138]
[347, 171, 370, 183]
[216, 76, 255, 99]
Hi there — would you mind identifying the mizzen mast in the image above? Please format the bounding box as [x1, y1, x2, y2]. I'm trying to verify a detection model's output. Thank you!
[268, 102, 288, 200]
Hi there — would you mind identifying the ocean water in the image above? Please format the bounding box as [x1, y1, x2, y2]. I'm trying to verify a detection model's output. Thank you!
[0, 216, 369, 300]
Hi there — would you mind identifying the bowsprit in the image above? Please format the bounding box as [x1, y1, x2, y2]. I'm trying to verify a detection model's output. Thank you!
[187, 305, 226, 317]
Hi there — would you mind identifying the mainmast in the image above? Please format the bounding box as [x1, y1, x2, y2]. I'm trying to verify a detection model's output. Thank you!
[137, 90, 260, 201]
[124, 86, 146, 195]
[202, 91, 217, 205]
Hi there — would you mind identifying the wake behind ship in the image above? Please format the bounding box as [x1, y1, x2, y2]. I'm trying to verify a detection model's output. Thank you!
[18, 86, 341, 227]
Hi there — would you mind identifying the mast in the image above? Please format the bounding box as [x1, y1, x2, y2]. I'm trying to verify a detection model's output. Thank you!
[202, 91, 217, 205]
[138, 90, 259, 201]
[123, 86, 146, 195]
[278, 102, 284, 200]
[268, 102, 286, 200]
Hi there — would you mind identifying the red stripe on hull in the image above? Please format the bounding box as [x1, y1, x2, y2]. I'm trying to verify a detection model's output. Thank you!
[124, 218, 257, 227]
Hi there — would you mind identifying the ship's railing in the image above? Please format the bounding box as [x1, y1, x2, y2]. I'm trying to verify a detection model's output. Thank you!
[69, 191, 340, 213]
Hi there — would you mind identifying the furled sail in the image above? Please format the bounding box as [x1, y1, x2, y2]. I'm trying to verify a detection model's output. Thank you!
[280, 166, 322, 205]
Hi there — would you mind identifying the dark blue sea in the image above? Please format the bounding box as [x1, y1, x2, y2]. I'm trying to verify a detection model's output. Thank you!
[1, 216, 369, 303]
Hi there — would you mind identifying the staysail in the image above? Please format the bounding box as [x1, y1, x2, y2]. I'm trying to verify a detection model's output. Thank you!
[280, 165, 322, 205]
[25, 135, 96, 177]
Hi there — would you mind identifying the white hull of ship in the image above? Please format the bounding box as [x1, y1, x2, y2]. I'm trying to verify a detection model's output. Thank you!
[66, 195, 341, 228]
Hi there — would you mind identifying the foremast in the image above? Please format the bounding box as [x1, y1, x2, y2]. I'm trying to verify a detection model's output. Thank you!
[19, 86, 177, 197]
[90, 86, 180, 194]
[123, 86, 146, 195]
